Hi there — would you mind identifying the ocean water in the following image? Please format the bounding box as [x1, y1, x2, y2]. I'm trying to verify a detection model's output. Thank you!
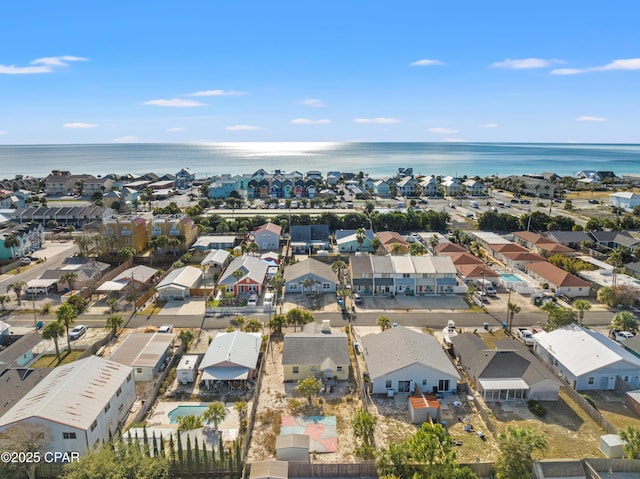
[0, 142, 639, 179]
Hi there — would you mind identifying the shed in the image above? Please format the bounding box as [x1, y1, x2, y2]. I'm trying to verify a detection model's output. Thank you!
[177, 354, 200, 384]
[625, 389, 640, 417]
[599, 434, 625, 458]
[249, 460, 289, 479]
[276, 434, 310, 463]
[408, 395, 441, 424]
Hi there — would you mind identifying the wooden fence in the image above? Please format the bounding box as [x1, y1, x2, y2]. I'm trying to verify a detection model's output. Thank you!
[560, 385, 618, 434]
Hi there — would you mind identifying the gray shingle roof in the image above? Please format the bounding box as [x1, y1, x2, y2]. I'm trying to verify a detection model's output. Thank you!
[282, 329, 349, 366]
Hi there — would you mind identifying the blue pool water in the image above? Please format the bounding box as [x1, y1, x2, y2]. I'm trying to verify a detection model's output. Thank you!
[168, 405, 209, 424]
[500, 274, 523, 283]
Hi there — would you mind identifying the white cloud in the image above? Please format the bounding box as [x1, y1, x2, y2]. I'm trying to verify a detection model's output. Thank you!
[166, 127, 187, 132]
[290, 118, 331, 125]
[190, 89, 246, 96]
[428, 127, 459, 134]
[552, 58, 640, 75]
[0, 55, 88, 74]
[112, 135, 139, 143]
[302, 98, 326, 107]
[225, 125, 262, 131]
[0, 130, 7, 135]
[491, 58, 563, 69]
[410, 59, 443, 66]
[480, 123, 499, 128]
[63, 122, 97, 129]
[144, 98, 206, 107]
[443, 138, 467, 142]
[576, 116, 607, 122]
[353, 117, 400, 124]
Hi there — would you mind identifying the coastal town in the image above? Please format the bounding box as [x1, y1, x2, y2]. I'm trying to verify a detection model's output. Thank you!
[2, 166, 640, 479]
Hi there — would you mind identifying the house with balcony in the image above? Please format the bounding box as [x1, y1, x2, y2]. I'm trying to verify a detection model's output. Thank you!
[373, 180, 390, 197]
[462, 179, 485, 196]
[208, 175, 241, 199]
[350, 255, 374, 295]
[419, 176, 440, 197]
[44, 170, 113, 196]
[371, 255, 394, 295]
[102, 215, 149, 253]
[376, 231, 408, 255]
[396, 176, 419, 197]
[150, 215, 198, 251]
[441, 177, 463, 197]
[289, 225, 330, 254]
[412, 255, 460, 294]
[174, 168, 195, 189]
[390, 255, 415, 295]
[513, 231, 578, 257]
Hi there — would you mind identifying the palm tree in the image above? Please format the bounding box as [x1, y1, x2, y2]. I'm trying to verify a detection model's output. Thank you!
[3, 234, 21, 259]
[355, 228, 366, 251]
[178, 329, 195, 351]
[167, 237, 181, 256]
[268, 314, 286, 335]
[203, 401, 228, 430]
[351, 409, 377, 447]
[377, 315, 392, 331]
[301, 277, 318, 294]
[572, 299, 592, 324]
[371, 237, 381, 253]
[390, 242, 404, 256]
[243, 318, 263, 332]
[408, 242, 426, 256]
[117, 247, 136, 263]
[331, 260, 348, 285]
[7, 280, 27, 307]
[246, 241, 260, 256]
[0, 294, 10, 311]
[42, 321, 66, 363]
[105, 314, 124, 338]
[56, 302, 78, 353]
[540, 301, 560, 321]
[507, 302, 521, 333]
[231, 270, 244, 294]
[60, 272, 78, 292]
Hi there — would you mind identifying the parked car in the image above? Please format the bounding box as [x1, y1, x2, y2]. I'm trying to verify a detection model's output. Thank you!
[353, 293, 363, 304]
[158, 324, 174, 333]
[612, 330, 635, 342]
[69, 325, 87, 340]
[20, 257, 32, 265]
[247, 294, 258, 306]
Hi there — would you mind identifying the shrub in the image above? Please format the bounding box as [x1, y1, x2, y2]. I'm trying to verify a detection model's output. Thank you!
[582, 394, 598, 410]
[527, 400, 546, 417]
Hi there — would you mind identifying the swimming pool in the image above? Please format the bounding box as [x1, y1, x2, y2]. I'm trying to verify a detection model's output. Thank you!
[500, 273, 523, 283]
[168, 405, 209, 424]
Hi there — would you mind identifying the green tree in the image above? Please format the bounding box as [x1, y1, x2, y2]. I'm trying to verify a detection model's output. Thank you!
[0, 424, 52, 479]
[351, 409, 377, 447]
[286, 308, 314, 332]
[377, 315, 392, 331]
[56, 302, 78, 353]
[0, 294, 9, 310]
[243, 318, 263, 332]
[268, 314, 286, 335]
[105, 315, 124, 338]
[495, 426, 547, 479]
[355, 227, 366, 251]
[572, 299, 592, 324]
[117, 247, 136, 263]
[371, 236, 381, 253]
[331, 260, 348, 285]
[507, 302, 521, 332]
[540, 301, 559, 320]
[597, 286, 617, 307]
[612, 311, 638, 332]
[3, 234, 20, 259]
[390, 242, 404, 255]
[408, 242, 427, 256]
[619, 426, 640, 459]
[295, 376, 323, 406]
[246, 241, 260, 255]
[61, 438, 169, 479]
[203, 402, 228, 430]
[7, 280, 27, 307]
[546, 307, 578, 331]
[60, 272, 78, 292]
[429, 234, 440, 253]
[178, 329, 195, 351]
[301, 277, 318, 294]
[177, 414, 203, 432]
[42, 321, 66, 363]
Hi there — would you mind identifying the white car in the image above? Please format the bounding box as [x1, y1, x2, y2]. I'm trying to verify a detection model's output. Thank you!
[158, 325, 174, 333]
[613, 330, 635, 342]
[69, 325, 87, 340]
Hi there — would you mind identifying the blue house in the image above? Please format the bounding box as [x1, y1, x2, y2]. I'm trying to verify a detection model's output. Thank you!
[208, 176, 240, 199]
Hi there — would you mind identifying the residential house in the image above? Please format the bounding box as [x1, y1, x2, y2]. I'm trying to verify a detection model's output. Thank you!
[150, 214, 198, 251]
[41, 258, 111, 292]
[156, 265, 202, 300]
[533, 324, 640, 390]
[102, 214, 149, 253]
[419, 176, 440, 197]
[441, 177, 463, 197]
[200, 249, 231, 274]
[199, 331, 261, 389]
[193, 235, 239, 251]
[361, 326, 460, 395]
[253, 223, 282, 251]
[589, 230, 640, 251]
[396, 176, 419, 197]
[44, 170, 113, 196]
[218, 255, 268, 295]
[434, 242, 467, 255]
[610, 192, 640, 211]
[544, 231, 592, 249]
[349, 255, 374, 295]
[15, 206, 113, 227]
[289, 225, 330, 254]
[284, 258, 339, 294]
[500, 251, 546, 271]
[109, 332, 174, 382]
[0, 356, 135, 456]
[576, 170, 618, 183]
[112, 265, 159, 289]
[208, 175, 241, 198]
[305, 170, 322, 181]
[335, 229, 375, 253]
[174, 168, 195, 190]
[524, 261, 591, 297]
[282, 322, 349, 381]
[371, 255, 395, 295]
[513, 231, 578, 256]
[372, 180, 390, 197]
[390, 255, 415, 295]
[451, 334, 561, 401]
[411, 255, 459, 294]
[0, 223, 45, 260]
[489, 242, 530, 264]
[376, 231, 408, 255]
[462, 179, 485, 196]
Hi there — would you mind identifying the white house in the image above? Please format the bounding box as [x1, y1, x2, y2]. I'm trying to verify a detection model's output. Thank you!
[533, 324, 640, 391]
[156, 265, 202, 300]
[253, 223, 282, 251]
[199, 331, 261, 389]
[361, 326, 460, 395]
[0, 356, 135, 456]
[610, 192, 640, 211]
[109, 332, 174, 382]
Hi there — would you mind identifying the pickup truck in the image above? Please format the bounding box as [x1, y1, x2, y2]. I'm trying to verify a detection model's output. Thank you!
[517, 328, 535, 346]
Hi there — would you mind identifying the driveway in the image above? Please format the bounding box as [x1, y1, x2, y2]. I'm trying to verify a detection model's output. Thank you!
[356, 294, 467, 312]
[158, 298, 205, 316]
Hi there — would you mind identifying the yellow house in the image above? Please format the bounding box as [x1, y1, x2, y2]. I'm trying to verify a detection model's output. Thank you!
[102, 215, 149, 253]
[282, 321, 350, 382]
[150, 215, 198, 251]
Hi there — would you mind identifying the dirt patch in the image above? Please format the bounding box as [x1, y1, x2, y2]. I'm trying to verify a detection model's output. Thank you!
[586, 390, 640, 431]
[247, 336, 362, 463]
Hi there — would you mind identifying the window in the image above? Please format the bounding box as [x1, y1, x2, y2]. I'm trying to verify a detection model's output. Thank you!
[361, 273, 370, 279]
[337, 366, 343, 372]
[63, 432, 77, 439]
[292, 367, 299, 374]
[588, 376, 595, 385]
[422, 379, 427, 386]
[90, 420, 97, 432]
[104, 402, 111, 413]
[290, 283, 298, 290]
[438, 379, 450, 391]
[624, 376, 630, 382]
[385, 380, 392, 389]
[116, 386, 122, 397]
[322, 282, 331, 290]
[402, 273, 410, 278]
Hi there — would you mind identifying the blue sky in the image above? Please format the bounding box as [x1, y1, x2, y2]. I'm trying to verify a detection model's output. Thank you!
[1, 1, 639, 144]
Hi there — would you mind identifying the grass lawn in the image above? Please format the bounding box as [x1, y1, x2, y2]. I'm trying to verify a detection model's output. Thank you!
[139, 301, 167, 316]
[30, 350, 85, 368]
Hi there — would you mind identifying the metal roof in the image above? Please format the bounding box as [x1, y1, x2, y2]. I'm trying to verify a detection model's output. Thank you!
[157, 265, 201, 290]
[109, 333, 174, 368]
[200, 331, 261, 370]
[0, 356, 133, 431]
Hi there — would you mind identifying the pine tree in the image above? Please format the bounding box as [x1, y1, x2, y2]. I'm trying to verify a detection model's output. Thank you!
[152, 432, 158, 457]
[177, 432, 184, 464]
[168, 434, 175, 463]
[186, 434, 193, 474]
[194, 437, 201, 473]
[159, 433, 165, 457]
[218, 435, 225, 465]
[142, 427, 150, 457]
[202, 441, 209, 473]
